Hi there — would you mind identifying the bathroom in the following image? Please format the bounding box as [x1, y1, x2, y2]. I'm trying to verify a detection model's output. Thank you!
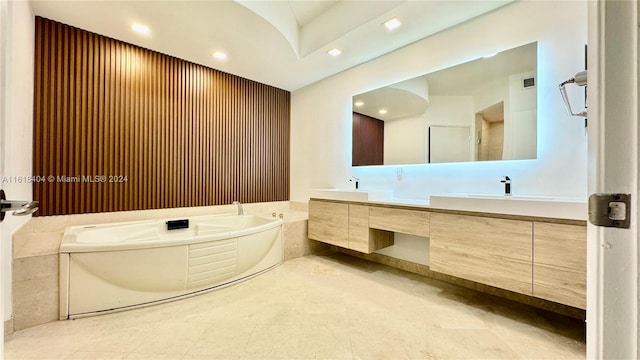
[1, 0, 638, 359]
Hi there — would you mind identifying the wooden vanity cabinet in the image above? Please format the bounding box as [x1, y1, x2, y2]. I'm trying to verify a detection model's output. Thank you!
[348, 204, 394, 253]
[308, 200, 349, 248]
[309, 199, 586, 309]
[308, 200, 393, 254]
[533, 222, 586, 309]
[430, 213, 533, 295]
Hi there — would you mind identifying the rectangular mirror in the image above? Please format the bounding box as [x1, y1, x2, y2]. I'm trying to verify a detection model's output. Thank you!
[352, 41, 537, 166]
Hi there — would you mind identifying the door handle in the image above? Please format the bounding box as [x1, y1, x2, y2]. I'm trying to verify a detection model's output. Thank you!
[0, 189, 39, 222]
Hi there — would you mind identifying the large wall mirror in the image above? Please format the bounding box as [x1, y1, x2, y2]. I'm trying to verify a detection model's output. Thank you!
[352, 42, 537, 166]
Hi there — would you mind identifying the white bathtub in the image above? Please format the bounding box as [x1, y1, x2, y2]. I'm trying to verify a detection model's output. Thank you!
[59, 214, 284, 319]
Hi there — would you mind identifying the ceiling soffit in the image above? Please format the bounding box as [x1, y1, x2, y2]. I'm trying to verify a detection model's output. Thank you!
[236, 0, 404, 58]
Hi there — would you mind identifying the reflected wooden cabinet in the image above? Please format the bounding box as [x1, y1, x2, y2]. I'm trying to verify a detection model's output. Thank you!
[533, 222, 586, 309]
[430, 213, 533, 295]
[308, 200, 393, 254]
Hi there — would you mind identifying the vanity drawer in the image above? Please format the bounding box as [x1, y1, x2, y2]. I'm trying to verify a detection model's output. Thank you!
[430, 213, 533, 295]
[369, 207, 430, 237]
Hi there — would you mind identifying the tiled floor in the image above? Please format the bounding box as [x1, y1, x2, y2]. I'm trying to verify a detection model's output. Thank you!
[4, 253, 585, 359]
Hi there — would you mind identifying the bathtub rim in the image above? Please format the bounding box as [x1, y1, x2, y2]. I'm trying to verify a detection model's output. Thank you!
[60, 213, 284, 253]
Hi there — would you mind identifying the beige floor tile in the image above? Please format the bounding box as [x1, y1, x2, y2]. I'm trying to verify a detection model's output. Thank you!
[304, 302, 348, 326]
[5, 332, 94, 355]
[4, 254, 586, 360]
[186, 325, 253, 357]
[419, 328, 520, 359]
[65, 351, 126, 360]
[123, 354, 183, 360]
[130, 322, 205, 355]
[3, 350, 74, 360]
[74, 326, 148, 354]
[423, 302, 491, 330]
[243, 325, 301, 358]
[298, 325, 353, 359]
[494, 327, 584, 360]
[349, 324, 415, 360]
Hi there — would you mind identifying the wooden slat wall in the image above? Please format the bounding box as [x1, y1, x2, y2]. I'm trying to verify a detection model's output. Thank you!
[33, 17, 290, 216]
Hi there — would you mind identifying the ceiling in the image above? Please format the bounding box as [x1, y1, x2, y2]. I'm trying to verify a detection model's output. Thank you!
[422, 40, 537, 96]
[29, 0, 514, 91]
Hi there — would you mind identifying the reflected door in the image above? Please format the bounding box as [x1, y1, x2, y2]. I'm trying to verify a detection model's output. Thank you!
[428, 126, 470, 163]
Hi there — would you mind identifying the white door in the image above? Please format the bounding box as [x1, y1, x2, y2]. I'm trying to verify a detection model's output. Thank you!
[586, 1, 638, 358]
[0, 0, 8, 350]
[0, 0, 9, 348]
[428, 126, 471, 163]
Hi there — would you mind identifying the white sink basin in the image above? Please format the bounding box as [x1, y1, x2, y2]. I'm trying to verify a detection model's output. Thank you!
[457, 194, 559, 201]
[429, 193, 587, 220]
[311, 189, 393, 202]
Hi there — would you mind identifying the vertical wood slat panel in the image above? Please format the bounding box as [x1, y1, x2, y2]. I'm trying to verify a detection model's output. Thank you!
[33, 20, 43, 208]
[33, 17, 290, 216]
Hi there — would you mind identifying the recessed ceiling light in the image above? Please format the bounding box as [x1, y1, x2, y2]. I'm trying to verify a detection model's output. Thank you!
[213, 51, 227, 60]
[354, 100, 364, 107]
[327, 48, 342, 57]
[483, 52, 499, 58]
[383, 18, 402, 31]
[131, 23, 150, 35]
[378, 109, 388, 115]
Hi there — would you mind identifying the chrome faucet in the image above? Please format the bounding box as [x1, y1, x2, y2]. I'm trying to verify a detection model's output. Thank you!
[500, 176, 511, 196]
[349, 176, 360, 190]
[232, 201, 244, 215]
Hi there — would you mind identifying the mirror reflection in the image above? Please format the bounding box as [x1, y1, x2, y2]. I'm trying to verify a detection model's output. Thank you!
[352, 41, 537, 166]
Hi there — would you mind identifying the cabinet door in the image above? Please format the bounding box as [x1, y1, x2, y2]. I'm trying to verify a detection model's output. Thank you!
[348, 205, 394, 254]
[369, 207, 430, 237]
[430, 213, 533, 295]
[348, 204, 370, 253]
[533, 223, 586, 309]
[308, 200, 349, 248]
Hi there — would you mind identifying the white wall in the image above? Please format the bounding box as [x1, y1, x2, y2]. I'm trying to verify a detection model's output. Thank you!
[473, 77, 509, 114]
[291, 1, 588, 202]
[507, 71, 537, 160]
[1, 0, 34, 322]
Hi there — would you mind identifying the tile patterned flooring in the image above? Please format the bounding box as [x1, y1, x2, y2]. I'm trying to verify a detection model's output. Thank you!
[4, 253, 585, 359]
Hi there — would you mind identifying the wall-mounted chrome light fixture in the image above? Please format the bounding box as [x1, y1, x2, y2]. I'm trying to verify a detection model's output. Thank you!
[559, 70, 588, 118]
[0, 189, 39, 222]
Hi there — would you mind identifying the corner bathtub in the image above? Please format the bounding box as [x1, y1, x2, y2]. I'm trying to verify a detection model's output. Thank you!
[59, 214, 284, 319]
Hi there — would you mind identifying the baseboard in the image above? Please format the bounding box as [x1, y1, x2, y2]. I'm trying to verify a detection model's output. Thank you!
[4, 318, 14, 336]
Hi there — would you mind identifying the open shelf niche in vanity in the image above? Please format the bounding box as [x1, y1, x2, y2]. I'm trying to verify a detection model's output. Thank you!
[308, 197, 587, 310]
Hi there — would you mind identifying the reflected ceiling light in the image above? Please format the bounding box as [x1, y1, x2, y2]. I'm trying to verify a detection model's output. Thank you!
[378, 109, 388, 115]
[327, 48, 342, 57]
[131, 23, 150, 35]
[354, 100, 364, 107]
[383, 17, 402, 31]
[213, 51, 227, 60]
